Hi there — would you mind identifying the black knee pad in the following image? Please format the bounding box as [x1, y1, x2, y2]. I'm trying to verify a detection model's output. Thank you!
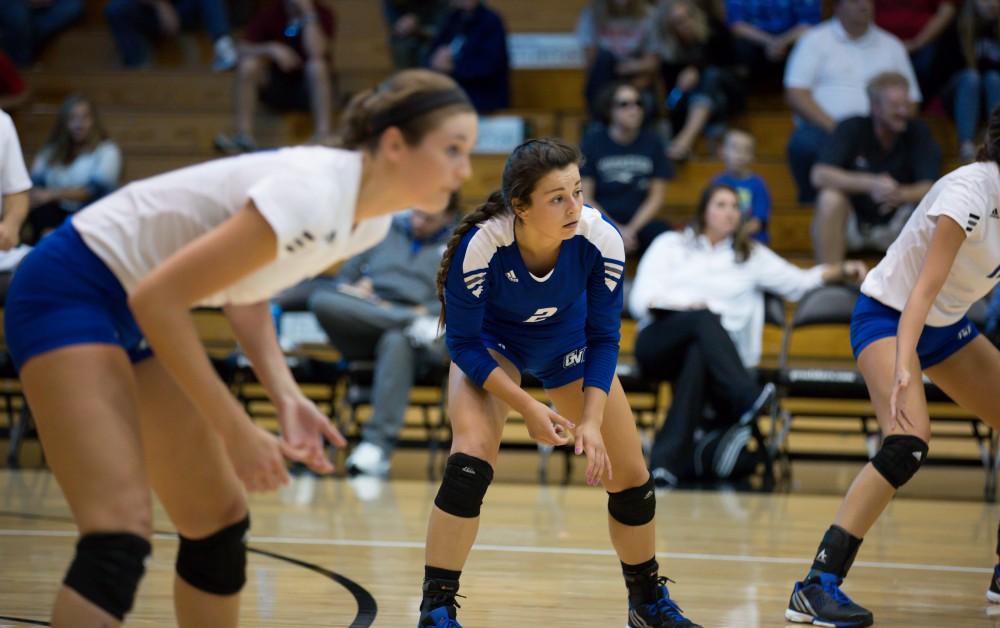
[176, 515, 250, 596]
[870, 435, 928, 489]
[63, 532, 151, 621]
[434, 453, 494, 518]
[608, 476, 656, 526]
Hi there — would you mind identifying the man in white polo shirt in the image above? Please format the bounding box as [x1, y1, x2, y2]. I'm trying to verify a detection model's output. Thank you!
[784, 0, 920, 203]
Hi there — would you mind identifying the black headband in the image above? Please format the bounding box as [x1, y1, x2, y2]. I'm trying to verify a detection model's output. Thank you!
[369, 89, 471, 135]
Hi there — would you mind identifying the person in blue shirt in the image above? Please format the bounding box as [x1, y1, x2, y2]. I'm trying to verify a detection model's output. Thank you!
[711, 128, 772, 244]
[426, 0, 510, 114]
[724, 0, 822, 81]
[416, 138, 702, 628]
[582, 81, 674, 256]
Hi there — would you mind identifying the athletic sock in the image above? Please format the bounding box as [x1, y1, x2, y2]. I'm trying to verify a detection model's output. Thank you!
[421, 565, 462, 613]
[806, 525, 863, 581]
[622, 557, 659, 606]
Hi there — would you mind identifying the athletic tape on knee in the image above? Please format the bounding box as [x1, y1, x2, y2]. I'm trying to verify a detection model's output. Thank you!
[434, 453, 493, 518]
[63, 532, 151, 621]
[607, 476, 656, 526]
[870, 434, 928, 489]
[176, 515, 250, 596]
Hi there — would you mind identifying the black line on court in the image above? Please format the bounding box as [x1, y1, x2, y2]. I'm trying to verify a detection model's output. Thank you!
[0, 615, 48, 626]
[0, 511, 377, 627]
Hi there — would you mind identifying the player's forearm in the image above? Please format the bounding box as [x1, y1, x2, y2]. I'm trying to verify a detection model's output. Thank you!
[579, 386, 608, 427]
[483, 367, 538, 415]
[224, 301, 300, 403]
[1, 191, 28, 231]
[130, 292, 248, 439]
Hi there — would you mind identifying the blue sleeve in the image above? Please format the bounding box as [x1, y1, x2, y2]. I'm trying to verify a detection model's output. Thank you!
[444, 232, 499, 387]
[751, 175, 771, 223]
[794, 1, 822, 25]
[724, 0, 744, 25]
[452, 11, 509, 81]
[583, 235, 625, 393]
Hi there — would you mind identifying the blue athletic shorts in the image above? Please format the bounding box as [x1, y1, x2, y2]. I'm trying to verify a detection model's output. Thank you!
[5, 223, 152, 371]
[850, 293, 978, 369]
[481, 329, 587, 389]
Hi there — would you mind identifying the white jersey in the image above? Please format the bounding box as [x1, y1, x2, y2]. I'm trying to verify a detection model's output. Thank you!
[862, 161, 1000, 326]
[72, 146, 391, 307]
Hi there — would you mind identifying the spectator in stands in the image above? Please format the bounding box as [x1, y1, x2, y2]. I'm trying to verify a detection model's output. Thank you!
[0, 0, 83, 67]
[0, 52, 28, 110]
[653, 0, 744, 162]
[948, 0, 1000, 162]
[629, 182, 866, 487]
[711, 128, 771, 244]
[576, 0, 658, 120]
[425, 0, 509, 114]
[812, 72, 940, 264]
[309, 204, 457, 476]
[874, 0, 959, 102]
[383, 0, 449, 69]
[581, 81, 673, 256]
[784, 0, 920, 203]
[25, 95, 121, 244]
[723, 0, 822, 82]
[105, 0, 238, 71]
[0, 109, 30, 252]
[214, 0, 336, 154]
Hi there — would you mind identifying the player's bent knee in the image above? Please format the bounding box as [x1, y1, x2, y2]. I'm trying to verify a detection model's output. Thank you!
[871, 434, 928, 489]
[434, 453, 494, 518]
[63, 532, 152, 620]
[176, 515, 250, 596]
[608, 476, 656, 526]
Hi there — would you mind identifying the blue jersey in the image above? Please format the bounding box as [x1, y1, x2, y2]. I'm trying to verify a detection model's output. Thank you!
[444, 206, 626, 392]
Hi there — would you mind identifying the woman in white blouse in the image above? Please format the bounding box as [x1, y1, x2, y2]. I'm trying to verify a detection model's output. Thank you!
[630, 182, 865, 486]
[26, 94, 121, 243]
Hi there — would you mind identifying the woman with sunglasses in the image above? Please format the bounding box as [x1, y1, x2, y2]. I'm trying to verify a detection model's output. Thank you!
[581, 81, 673, 256]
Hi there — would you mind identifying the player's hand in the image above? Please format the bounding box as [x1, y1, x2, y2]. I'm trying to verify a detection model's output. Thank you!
[0, 223, 19, 250]
[888, 364, 913, 432]
[269, 42, 302, 72]
[276, 393, 346, 474]
[223, 420, 291, 492]
[574, 422, 612, 486]
[522, 399, 574, 446]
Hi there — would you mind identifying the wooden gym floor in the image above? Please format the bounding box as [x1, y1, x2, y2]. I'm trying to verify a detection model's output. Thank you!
[1, 469, 1000, 627]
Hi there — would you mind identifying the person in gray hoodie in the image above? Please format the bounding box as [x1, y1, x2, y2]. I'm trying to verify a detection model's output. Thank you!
[309, 200, 458, 475]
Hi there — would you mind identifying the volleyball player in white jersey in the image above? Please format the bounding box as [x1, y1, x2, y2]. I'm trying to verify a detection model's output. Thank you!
[3, 69, 476, 627]
[785, 105, 1000, 628]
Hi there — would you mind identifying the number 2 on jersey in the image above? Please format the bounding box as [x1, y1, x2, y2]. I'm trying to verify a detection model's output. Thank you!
[524, 307, 558, 323]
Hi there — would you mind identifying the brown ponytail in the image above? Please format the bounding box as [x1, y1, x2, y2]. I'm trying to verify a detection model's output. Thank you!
[334, 69, 473, 151]
[976, 103, 1000, 164]
[436, 138, 582, 326]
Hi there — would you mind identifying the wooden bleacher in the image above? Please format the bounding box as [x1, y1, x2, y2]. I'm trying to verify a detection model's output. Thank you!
[4, 0, 989, 479]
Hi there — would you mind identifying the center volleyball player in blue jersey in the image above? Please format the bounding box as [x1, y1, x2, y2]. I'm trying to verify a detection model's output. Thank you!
[415, 138, 701, 628]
